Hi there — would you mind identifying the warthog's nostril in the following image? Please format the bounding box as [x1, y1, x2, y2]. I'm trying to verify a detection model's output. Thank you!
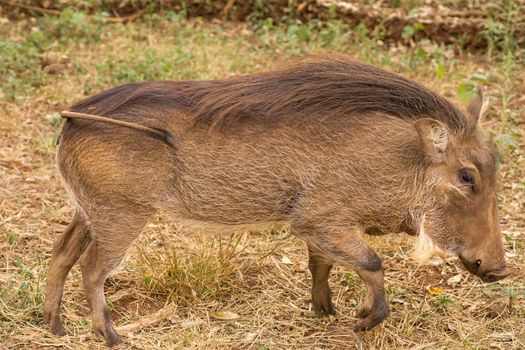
[476, 260, 481, 266]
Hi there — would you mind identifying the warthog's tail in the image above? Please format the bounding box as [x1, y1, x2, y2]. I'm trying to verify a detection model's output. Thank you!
[59, 110, 179, 147]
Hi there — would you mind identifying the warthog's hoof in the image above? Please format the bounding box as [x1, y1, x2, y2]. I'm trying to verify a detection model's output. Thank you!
[44, 311, 67, 337]
[311, 282, 336, 317]
[312, 296, 336, 316]
[94, 323, 123, 347]
[355, 306, 371, 319]
[353, 304, 389, 333]
[50, 321, 67, 337]
[312, 288, 335, 317]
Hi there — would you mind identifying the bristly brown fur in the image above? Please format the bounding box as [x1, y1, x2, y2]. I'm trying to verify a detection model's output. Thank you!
[46, 55, 507, 346]
[69, 56, 473, 133]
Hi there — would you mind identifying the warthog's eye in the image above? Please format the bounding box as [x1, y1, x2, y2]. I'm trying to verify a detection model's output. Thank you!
[459, 169, 475, 187]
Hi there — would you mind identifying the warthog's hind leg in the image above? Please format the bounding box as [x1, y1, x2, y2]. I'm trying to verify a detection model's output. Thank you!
[78, 205, 153, 347]
[44, 213, 91, 337]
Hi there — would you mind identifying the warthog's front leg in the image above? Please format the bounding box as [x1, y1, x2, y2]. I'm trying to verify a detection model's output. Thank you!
[297, 224, 389, 332]
[307, 245, 335, 316]
[352, 262, 389, 332]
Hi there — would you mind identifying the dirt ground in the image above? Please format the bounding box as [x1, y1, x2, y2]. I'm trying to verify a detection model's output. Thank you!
[1, 11, 524, 350]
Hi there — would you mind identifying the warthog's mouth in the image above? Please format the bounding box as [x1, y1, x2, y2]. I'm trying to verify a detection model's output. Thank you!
[458, 255, 511, 283]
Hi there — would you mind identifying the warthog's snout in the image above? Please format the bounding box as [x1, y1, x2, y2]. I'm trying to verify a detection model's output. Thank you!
[481, 266, 511, 283]
[459, 255, 511, 283]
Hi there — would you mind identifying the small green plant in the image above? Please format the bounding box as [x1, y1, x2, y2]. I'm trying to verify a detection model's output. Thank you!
[11, 255, 45, 310]
[455, 72, 489, 103]
[319, 20, 350, 48]
[401, 22, 425, 40]
[483, 283, 525, 310]
[342, 272, 359, 286]
[435, 62, 446, 80]
[258, 343, 270, 350]
[7, 232, 15, 245]
[144, 274, 154, 289]
[0, 40, 46, 100]
[164, 9, 187, 23]
[432, 293, 454, 310]
[492, 48, 522, 155]
[484, 16, 506, 62]
[286, 23, 311, 43]
[462, 339, 477, 349]
[45, 112, 62, 128]
[34, 7, 106, 44]
[483, 0, 518, 62]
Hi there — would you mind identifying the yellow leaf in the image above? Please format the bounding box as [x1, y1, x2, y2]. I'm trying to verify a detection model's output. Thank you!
[427, 286, 444, 295]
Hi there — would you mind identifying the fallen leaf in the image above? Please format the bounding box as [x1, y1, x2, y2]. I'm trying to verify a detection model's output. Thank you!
[210, 310, 240, 320]
[446, 274, 462, 288]
[427, 286, 444, 295]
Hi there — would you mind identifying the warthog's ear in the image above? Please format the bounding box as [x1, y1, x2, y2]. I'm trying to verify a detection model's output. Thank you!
[467, 87, 489, 125]
[414, 118, 448, 160]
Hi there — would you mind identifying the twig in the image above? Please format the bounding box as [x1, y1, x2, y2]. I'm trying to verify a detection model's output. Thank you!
[2, 1, 61, 16]
[223, 0, 235, 18]
[104, 7, 148, 23]
[115, 303, 176, 333]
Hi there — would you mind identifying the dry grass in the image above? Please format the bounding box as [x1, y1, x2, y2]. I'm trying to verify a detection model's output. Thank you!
[0, 13, 524, 350]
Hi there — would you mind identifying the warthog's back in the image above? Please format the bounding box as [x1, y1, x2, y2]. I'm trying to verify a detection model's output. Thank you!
[62, 56, 471, 133]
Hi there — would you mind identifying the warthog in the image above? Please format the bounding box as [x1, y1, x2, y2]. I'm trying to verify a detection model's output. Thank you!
[44, 56, 509, 346]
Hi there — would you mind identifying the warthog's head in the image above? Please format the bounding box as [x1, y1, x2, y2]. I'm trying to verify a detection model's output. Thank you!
[413, 91, 510, 283]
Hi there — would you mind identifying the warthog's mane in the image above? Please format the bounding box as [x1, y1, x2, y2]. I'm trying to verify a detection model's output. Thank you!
[71, 56, 473, 133]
